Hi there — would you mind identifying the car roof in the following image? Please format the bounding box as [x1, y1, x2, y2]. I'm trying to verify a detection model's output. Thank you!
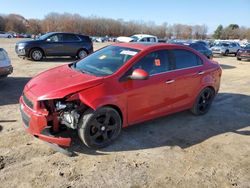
[132, 34, 157, 38]
[46, 32, 88, 36]
[114, 42, 187, 51]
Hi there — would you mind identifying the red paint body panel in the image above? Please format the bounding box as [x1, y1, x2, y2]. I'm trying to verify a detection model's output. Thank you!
[20, 43, 222, 147]
[24, 65, 103, 101]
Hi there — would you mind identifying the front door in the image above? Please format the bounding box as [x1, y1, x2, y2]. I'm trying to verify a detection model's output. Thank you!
[123, 50, 176, 125]
[43, 34, 65, 56]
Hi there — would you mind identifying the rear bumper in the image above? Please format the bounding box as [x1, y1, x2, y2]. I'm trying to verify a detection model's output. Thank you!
[237, 54, 250, 60]
[19, 96, 71, 147]
[0, 65, 13, 77]
[212, 50, 225, 55]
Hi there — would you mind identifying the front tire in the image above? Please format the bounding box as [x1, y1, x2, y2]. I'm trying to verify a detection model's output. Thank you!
[30, 49, 43, 61]
[191, 87, 215, 115]
[78, 107, 122, 149]
[224, 50, 229, 56]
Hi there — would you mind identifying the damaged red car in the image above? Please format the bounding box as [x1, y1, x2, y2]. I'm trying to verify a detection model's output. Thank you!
[20, 43, 222, 149]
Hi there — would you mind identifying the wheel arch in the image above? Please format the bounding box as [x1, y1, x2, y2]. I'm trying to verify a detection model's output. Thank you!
[29, 47, 45, 58]
[83, 103, 124, 126]
[77, 48, 89, 55]
[102, 104, 123, 125]
[192, 85, 216, 106]
[199, 85, 216, 96]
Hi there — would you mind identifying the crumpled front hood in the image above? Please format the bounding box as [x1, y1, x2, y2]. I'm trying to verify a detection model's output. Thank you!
[24, 64, 103, 101]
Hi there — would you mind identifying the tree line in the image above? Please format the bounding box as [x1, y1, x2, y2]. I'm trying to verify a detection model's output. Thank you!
[0, 13, 250, 40]
[213, 24, 250, 40]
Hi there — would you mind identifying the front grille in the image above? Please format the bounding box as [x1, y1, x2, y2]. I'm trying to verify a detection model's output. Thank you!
[20, 107, 30, 128]
[23, 94, 34, 109]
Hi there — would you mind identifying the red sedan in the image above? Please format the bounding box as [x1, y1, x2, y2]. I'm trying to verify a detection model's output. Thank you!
[20, 43, 222, 149]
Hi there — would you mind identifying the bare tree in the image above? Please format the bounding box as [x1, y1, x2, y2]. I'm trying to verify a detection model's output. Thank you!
[1, 12, 250, 40]
[0, 15, 5, 31]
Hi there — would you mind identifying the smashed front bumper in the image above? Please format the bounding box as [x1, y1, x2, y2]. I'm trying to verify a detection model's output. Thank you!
[19, 95, 71, 147]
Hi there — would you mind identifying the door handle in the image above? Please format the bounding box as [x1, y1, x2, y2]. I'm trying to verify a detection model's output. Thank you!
[198, 71, 205, 75]
[165, 80, 175, 84]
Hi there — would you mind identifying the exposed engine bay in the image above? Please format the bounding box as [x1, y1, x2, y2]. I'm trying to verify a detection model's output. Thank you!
[44, 99, 87, 130]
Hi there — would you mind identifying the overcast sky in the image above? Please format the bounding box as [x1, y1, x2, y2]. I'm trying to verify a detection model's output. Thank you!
[0, 0, 249, 33]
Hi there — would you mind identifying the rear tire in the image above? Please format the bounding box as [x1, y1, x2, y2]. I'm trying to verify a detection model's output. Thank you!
[78, 107, 122, 149]
[191, 87, 215, 115]
[235, 50, 239, 56]
[77, 49, 88, 59]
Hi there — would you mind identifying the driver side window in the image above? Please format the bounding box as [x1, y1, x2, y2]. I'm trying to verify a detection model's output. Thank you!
[47, 34, 63, 42]
[131, 50, 171, 76]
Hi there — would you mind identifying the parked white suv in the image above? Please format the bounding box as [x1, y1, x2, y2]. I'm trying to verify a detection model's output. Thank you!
[117, 34, 158, 43]
[0, 31, 13, 38]
[211, 42, 241, 56]
[0, 48, 13, 78]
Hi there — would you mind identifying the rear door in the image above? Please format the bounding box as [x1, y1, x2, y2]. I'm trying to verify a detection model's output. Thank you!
[169, 49, 206, 110]
[62, 34, 81, 55]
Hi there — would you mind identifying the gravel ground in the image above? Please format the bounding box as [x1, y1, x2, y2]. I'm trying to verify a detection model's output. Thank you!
[0, 38, 249, 188]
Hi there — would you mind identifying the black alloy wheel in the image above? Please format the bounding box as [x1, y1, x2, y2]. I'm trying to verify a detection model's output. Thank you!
[191, 87, 215, 115]
[78, 107, 122, 149]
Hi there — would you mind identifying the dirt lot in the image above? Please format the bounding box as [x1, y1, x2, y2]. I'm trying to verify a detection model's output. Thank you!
[0, 38, 249, 188]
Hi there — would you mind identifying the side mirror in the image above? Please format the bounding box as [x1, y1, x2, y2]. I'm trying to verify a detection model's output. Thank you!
[129, 69, 149, 80]
[46, 38, 51, 42]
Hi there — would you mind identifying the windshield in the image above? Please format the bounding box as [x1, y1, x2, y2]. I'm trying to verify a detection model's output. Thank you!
[0, 49, 7, 61]
[37, 33, 53, 40]
[244, 44, 250, 49]
[73, 46, 140, 76]
[130, 35, 139, 42]
[215, 43, 229, 47]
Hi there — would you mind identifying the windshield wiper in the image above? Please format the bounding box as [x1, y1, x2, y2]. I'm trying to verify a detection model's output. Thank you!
[70, 62, 95, 76]
[80, 69, 94, 75]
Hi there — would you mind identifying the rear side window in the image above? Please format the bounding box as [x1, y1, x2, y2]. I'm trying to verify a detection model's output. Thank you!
[79, 35, 91, 43]
[190, 44, 200, 50]
[171, 49, 203, 69]
[63, 34, 79, 42]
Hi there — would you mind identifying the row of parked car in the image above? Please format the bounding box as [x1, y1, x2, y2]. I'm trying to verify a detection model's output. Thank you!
[0, 31, 32, 38]
[168, 39, 250, 61]
[0, 48, 13, 78]
[1, 32, 250, 80]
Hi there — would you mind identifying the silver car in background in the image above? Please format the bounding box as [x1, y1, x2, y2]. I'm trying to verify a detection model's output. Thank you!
[211, 42, 241, 56]
[0, 48, 13, 78]
[0, 31, 13, 38]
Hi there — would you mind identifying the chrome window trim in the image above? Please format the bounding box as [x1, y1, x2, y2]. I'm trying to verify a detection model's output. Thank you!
[149, 64, 204, 77]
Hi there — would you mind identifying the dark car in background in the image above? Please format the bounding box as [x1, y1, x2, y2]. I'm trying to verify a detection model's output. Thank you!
[188, 42, 213, 59]
[169, 41, 213, 59]
[237, 44, 250, 61]
[0, 48, 13, 78]
[15, 32, 93, 61]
